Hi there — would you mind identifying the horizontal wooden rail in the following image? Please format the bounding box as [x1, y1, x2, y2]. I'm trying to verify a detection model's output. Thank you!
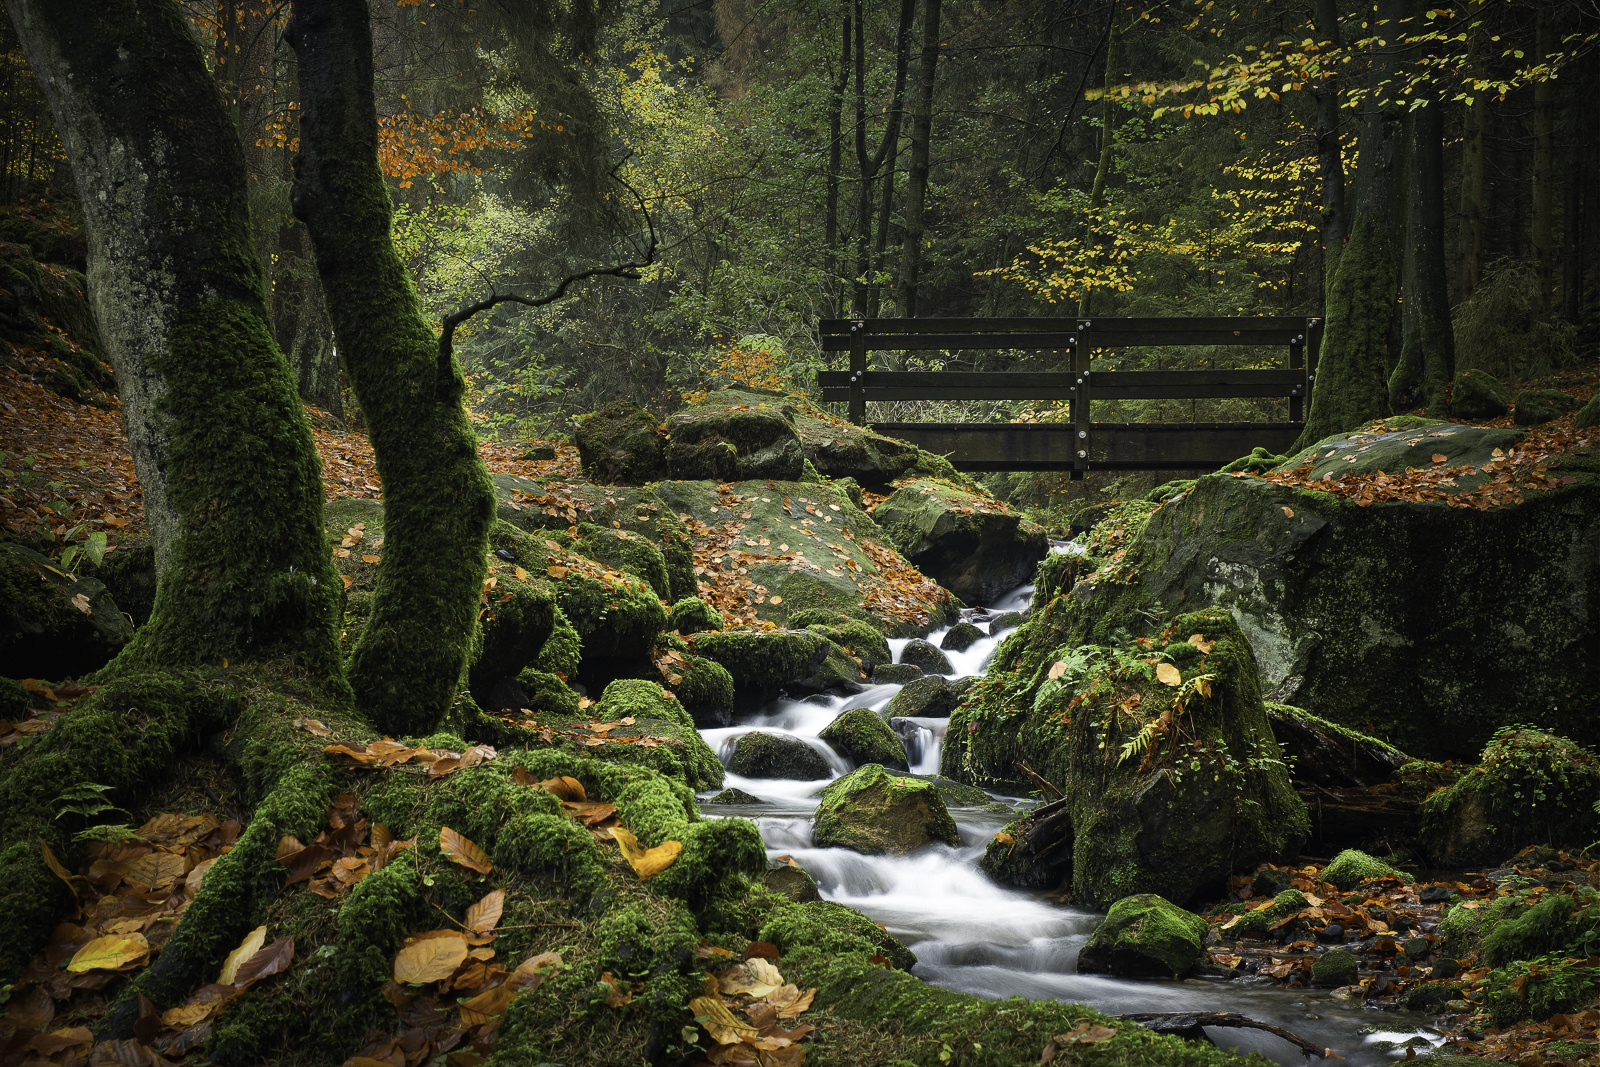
[871, 422, 1305, 472]
[820, 315, 1321, 473]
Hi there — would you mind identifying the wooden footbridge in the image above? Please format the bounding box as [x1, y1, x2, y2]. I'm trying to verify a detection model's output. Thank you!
[817, 316, 1322, 476]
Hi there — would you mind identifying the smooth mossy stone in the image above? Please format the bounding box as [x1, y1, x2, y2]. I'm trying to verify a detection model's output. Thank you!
[819, 707, 907, 770]
[1077, 894, 1209, 978]
[1311, 948, 1359, 987]
[884, 675, 956, 719]
[812, 763, 961, 856]
[899, 638, 952, 675]
[1450, 369, 1512, 419]
[940, 622, 985, 652]
[987, 611, 1024, 635]
[668, 597, 723, 634]
[575, 398, 667, 484]
[764, 864, 822, 903]
[1511, 387, 1578, 427]
[727, 731, 830, 780]
[1323, 848, 1411, 889]
[1231, 889, 1307, 939]
[705, 788, 763, 805]
[872, 662, 923, 685]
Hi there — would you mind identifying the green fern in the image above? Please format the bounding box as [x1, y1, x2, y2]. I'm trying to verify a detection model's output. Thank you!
[53, 782, 129, 822]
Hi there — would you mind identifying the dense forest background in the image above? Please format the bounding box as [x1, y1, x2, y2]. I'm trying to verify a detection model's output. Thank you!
[3, 0, 1597, 511]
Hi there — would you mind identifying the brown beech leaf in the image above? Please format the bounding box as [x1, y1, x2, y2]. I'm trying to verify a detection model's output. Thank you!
[124, 852, 187, 891]
[393, 933, 468, 984]
[1186, 634, 1215, 653]
[716, 958, 784, 998]
[757, 984, 816, 1019]
[292, 717, 332, 736]
[611, 827, 681, 880]
[744, 941, 780, 960]
[233, 938, 294, 988]
[533, 776, 586, 802]
[438, 827, 492, 874]
[464, 889, 505, 944]
[218, 926, 267, 985]
[1047, 661, 1068, 680]
[690, 995, 760, 1045]
[506, 951, 562, 993]
[1155, 662, 1183, 687]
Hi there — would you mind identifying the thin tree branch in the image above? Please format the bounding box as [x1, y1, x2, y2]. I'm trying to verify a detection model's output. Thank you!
[1116, 1012, 1330, 1059]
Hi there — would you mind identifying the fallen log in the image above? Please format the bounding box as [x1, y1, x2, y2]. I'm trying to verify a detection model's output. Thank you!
[1117, 1011, 1334, 1059]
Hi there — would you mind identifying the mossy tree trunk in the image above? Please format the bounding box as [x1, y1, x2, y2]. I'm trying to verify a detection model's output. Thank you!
[4, 0, 344, 677]
[1078, 4, 1122, 319]
[894, 0, 942, 319]
[287, 0, 496, 735]
[1456, 0, 1487, 300]
[1311, 0, 1345, 292]
[1299, 0, 1409, 447]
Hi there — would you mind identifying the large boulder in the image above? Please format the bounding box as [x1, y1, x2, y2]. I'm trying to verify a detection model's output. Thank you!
[652, 478, 956, 636]
[812, 763, 961, 855]
[870, 478, 1048, 606]
[952, 609, 1308, 908]
[664, 389, 805, 482]
[819, 707, 907, 770]
[490, 475, 696, 603]
[1, 542, 133, 678]
[884, 675, 958, 719]
[692, 628, 863, 701]
[899, 638, 952, 675]
[790, 405, 920, 486]
[1418, 728, 1600, 867]
[1076, 894, 1209, 978]
[1511, 388, 1578, 427]
[1450, 369, 1512, 419]
[727, 731, 831, 780]
[574, 399, 668, 485]
[1040, 422, 1600, 759]
[588, 678, 725, 791]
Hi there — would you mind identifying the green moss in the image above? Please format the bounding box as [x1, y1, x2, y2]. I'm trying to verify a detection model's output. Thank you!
[1484, 951, 1600, 1026]
[1439, 895, 1528, 958]
[1077, 894, 1208, 977]
[1311, 948, 1359, 987]
[568, 522, 672, 600]
[804, 619, 891, 671]
[667, 597, 723, 633]
[1230, 889, 1308, 939]
[533, 605, 582, 679]
[575, 399, 667, 485]
[672, 655, 734, 723]
[1420, 728, 1600, 867]
[818, 708, 907, 769]
[812, 764, 960, 855]
[591, 678, 724, 791]
[1480, 889, 1600, 969]
[759, 900, 918, 971]
[514, 668, 581, 718]
[692, 629, 829, 689]
[1322, 849, 1411, 890]
[665, 392, 805, 481]
[469, 560, 556, 693]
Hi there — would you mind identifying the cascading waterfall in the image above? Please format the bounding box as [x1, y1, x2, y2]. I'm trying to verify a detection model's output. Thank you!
[696, 549, 1438, 1065]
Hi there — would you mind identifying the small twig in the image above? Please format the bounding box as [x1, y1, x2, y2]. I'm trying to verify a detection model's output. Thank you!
[1116, 1012, 1330, 1059]
[1018, 760, 1065, 799]
[494, 920, 583, 931]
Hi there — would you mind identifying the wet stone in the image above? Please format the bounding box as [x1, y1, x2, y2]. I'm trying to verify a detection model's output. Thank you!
[940, 622, 985, 652]
[872, 662, 923, 685]
[885, 675, 956, 719]
[1317, 923, 1346, 943]
[727, 731, 830, 780]
[1419, 885, 1453, 904]
[899, 639, 952, 675]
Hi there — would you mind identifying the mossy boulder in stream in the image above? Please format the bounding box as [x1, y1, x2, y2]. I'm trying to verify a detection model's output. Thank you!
[812, 763, 961, 855]
[819, 707, 908, 770]
[1030, 422, 1600, 759]
[947, 608, 1307, 908]
[1077, 894, 1209, 978]
[1322, 848, 1411, 890]
[667, 596, 722, 634]
[727, 731, 830, 780]
[1418, 727, 1600, 866]
[870, 477, 1048, 606]
[691, 628, 863, 699]
[664, 389, 805, 481]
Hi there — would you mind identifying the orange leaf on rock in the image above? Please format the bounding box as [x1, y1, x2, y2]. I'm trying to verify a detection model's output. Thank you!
[439, 827, 492, 874]
[393, 933, 468, 984]
[612, 827, 681, 880]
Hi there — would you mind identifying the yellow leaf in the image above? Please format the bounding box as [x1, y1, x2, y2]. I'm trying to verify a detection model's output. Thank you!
[716, 957, 784, 997]
[160, 1002, 217, 1028]
[1155, 662, 1183, 686]
[612, 827, 681, 880]
[547, 565, 569, 579]
[514, 566, 529, 581]
[392, 932, 468, 984]
[1281, 506, 1294, 518]
[993, 831, 1014, 845]
[689, 995, 760, 1045]
[439, 827, 493, 874]
[125, 852, 187, 890]
[464, 889, 505, 943]
[1186, 634, 1215, 654]
[67, 934, 150, 972]
[362, 554, 381, 564]
[1047, 661, 1068, 680]
[219, 925, 267, 985]
[758, 984, 817, 1019]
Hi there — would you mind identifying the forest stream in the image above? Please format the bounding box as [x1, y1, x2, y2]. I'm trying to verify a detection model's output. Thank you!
[694, 561, 1440, 1067]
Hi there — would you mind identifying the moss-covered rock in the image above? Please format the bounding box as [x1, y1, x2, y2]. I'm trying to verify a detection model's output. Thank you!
[758, 899, 917, 972]
[1451, 369, 1512, 418]
[872, 662, 923, 684]
[513, 668, 580, 718]
[727, 731, 830, 780]
[652, 478, 957, 636]
[871, 477, 1048, 605]
[564, 522, 673, 600]
[946, 610, 1307, 908]
[1575, 391, 1600, 430]
[667, 596, 722, 634]
[532, 605, 581, 679]
[1419, 728, 1600, 866]
[940, 621, 985, 652]
[467, 557, 556, 705]
[884, 675, 957, 719]
[1322, 848, 1412, 890]
[490, 475, 695, 602]
[819, 707, 908, 770]
[1311, 948, 1359, 987]
[802, 617, 891, 671]
[672, 654, 735, 727]
[574, 399, 667, 485]
[1229, 889, 1308, 939]
[664, 389, 805, 481]
[1077, 894, 1209, 978]
[1028, 423, 1600, 760]
[791, 406, 922, 486]
[812, 763, 960, 855]
[691, 628, 862, 697]
[763, 864, 822, 902]
[1511, 387, 1579, 427]
[899, 638, 952, 675]
[94, 530, 156, 629]
[1265, 704, 1410, 787]
[589, 679, 724, 792]
[1, 541, 133, 678]
[1439, 894, 1528, 959]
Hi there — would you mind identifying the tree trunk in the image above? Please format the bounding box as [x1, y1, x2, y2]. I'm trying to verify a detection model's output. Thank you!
[1312, 0, 1345, 290]
[4, 0, 343, 675]
[1299, 0, 1409, 446]
[287, 0, 496, 735]
[1532, 0, 1554, 323]
[895, 0, 942, 319]
[1389, 75, 1453, 414]
[825, 11, 850, 317]
[1456, 0, 1486, 299]
[851, 0, 915, 318]
[1078, 5, 1122, 318]
[851, 0, 872, 317]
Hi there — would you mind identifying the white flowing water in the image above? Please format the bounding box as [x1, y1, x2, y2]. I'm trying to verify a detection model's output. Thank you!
[697, 559, 1437, 1065]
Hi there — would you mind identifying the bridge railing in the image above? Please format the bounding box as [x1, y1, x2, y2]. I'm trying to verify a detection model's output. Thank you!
[816, 316, 1321, 474]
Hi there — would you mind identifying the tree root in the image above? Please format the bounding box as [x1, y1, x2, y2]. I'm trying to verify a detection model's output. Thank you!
[1117, 1011, 1331, 1058]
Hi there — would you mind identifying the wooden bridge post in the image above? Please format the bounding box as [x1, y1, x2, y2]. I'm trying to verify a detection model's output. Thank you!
[1305, 316, 1323, 422]
[1289, 320, 1306, 424]
[1072, 320, 1090, 480]
[848, 320, 867, 426]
